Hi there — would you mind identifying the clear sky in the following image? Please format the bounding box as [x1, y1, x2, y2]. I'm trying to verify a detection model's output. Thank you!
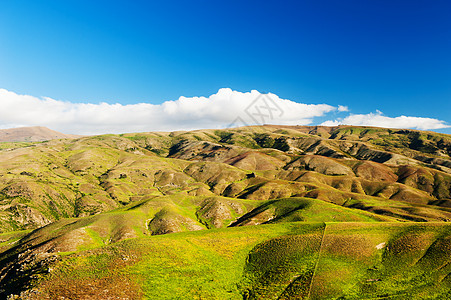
[0, 0, 450, 134]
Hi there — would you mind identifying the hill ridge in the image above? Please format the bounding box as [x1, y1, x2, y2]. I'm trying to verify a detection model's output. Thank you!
[0, 126, 80, 142]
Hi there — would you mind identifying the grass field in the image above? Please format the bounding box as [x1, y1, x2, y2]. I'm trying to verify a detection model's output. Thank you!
[17, 222, 450, 299]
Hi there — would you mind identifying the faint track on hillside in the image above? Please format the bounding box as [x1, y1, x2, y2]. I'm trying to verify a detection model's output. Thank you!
[306, 222, 327, 299]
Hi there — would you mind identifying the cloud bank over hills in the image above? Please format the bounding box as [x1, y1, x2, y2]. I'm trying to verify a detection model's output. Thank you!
[322, 110, 450, 130]
[0, 88, 448, 134]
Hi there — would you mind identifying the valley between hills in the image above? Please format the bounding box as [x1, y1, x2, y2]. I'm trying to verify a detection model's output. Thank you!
[0, 125, 451, 299]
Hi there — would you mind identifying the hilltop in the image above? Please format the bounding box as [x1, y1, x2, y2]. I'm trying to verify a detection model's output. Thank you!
[0, 126, 80, 143]
[0, 125, 450, 299]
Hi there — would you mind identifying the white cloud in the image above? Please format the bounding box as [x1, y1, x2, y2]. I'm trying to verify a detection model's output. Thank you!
[0, 88, 336, 135]
[338, 105, 349, 112]
[2, 88, 448, 134]
[321, 111, 450, 130]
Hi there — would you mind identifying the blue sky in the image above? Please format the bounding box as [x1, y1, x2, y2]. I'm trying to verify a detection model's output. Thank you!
[0, 0, 450, 134]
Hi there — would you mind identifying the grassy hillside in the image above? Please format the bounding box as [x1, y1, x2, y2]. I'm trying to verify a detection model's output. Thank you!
[2, 222, 451, 299]
[1, 125, 450, 232]
[0, 125, 450, 298]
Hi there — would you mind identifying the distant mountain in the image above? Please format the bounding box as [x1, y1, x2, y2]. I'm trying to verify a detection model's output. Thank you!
[0, 126, 80, 142]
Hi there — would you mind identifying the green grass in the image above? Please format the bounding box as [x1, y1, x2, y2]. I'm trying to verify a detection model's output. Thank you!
[79, 227, 106, 250]
[0, 229, 30, 250]
[39, 223, 308, 299]
[20, 222, 451, 299]
[0, 141, 38, 150]
[310, 222, 451, 299]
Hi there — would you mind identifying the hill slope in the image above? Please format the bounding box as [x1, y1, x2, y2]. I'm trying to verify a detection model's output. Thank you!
[2, 222, 451, 299]
[0, 126, 79, 143]
[1, 125, 450, 232]
[0, 125, 450, 299]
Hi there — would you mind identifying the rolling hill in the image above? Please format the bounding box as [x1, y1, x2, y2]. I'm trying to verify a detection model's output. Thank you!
[0, 126, 80, 143]
[0, 125, 450, 299]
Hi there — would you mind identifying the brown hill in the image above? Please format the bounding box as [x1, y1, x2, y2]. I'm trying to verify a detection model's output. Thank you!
[0, 125, 450, 233]
[0, 126, 80, 142]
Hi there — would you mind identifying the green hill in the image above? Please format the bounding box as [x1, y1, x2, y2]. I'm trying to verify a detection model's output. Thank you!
[0, 125, 450, 299]
[3, 222, 451, 299]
